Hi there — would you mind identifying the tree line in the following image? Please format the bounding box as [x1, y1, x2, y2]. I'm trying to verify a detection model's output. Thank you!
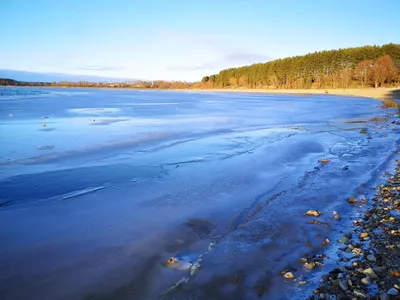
[201, 43, 400, 89]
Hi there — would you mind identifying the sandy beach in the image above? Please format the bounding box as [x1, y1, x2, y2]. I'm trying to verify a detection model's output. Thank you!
[189, 88, 400, 102]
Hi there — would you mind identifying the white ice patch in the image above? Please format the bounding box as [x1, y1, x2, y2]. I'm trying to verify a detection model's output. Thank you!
[68, 108, 120, 114]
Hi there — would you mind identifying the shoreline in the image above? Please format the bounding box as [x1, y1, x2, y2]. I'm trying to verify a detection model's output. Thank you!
[186, 88, 400, 102]
[3, 85, 399, 102]
[309, 160, 400, 299]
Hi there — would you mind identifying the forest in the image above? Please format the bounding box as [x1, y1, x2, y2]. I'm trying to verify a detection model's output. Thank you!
[1, 44, 399, 90]
[200, 43, 400, 89]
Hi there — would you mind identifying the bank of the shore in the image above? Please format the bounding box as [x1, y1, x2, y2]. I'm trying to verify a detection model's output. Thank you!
[5, 85, 400, 102]
[187, 88, 400, 102]
[308, 162, 400, 299]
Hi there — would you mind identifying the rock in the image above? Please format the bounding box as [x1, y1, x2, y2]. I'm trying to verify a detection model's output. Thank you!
[339, 236, 349, 244]
[339, 279, 348, 291]
[360, 232, 369, 239]
[164, 256, 193, 271]
[334, 214, 341, 220]
[298, 281, 306, 285]
[343, 166, 349, 170]
[367, 254, 376, 262]
[373, 266, 386, 275]
[348, 196, 356, 204]
[352, 248, 362, 255]
[344, 233, 353, 239]
[361, 277, 372, 285]
[284, 272, 294, 279]
[353, 289, 367, 298]
[388, 288, 399, 296]
[304, 210, 322, 217]
[304, 262, 316, 270]
[322, 238, 330, 245]
[394, 284, 400, 290]
[380, 294, 390, 300]
[363, 268, 378, 279]
[320, 159, 331, 163]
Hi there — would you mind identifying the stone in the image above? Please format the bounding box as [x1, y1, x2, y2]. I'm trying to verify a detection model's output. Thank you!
[304, 262, 316, 270]
[360, 232, 369, 239]
[353, 289, 367, 298]
[284, 272, 294, 279]
[388, 288, 399, 296]
[373, 266, 386, 275]
[334, 214, 341, 220]
[352, 248, 362, 255]
[348, 196, 356, 204]
[344, 233, 352, 239]
[361, 277, 372, 285]
[339, 236, 349, 244]
[363, 268, 378, 279]
[367, 254, 377, 262]
[339, 279, 348, 291]
[380, 294, 390, 300]
[304, 210, 322, 217]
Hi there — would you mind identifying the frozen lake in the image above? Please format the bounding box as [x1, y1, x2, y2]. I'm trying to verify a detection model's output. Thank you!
[0, 87, 399, 299]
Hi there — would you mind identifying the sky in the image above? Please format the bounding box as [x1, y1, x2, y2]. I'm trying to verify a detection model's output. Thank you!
[0, 0, 399, 82]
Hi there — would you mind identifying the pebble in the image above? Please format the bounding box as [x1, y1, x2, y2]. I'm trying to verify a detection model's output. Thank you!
[339, 279, 348, 291]
[348, 196, 356, 204]
[284, 272, 294, 279]
[363, 268, 378, 279]
[353, 289, 367, 298]
[304, 262, 316, 270]
[334, 214, 341, 220]
[380, 294, 390, 300]
[304, 210, 322, 217]
[388, 288, 399, 296]
[360, 232, 369, 239]
[367, 254, 377, 262]
[361, 276, 372, 285]
[373, 266, 386, 274]
[338, 236, 349, 244]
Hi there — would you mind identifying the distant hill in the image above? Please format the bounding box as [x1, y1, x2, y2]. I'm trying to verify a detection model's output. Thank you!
[0, 69, 136, 83]
[200, 43, 400, 89]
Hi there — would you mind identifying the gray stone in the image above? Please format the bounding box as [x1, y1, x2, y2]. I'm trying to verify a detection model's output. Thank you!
[379, 293, 389, 300]
[361, 277, 372, 285]
[388, 288, 399, 296]
[338, 236, 349, 244]
[363, 268, 378, 279]
[353, 289, 367, 298]
[373, 266, 386, 275]
[367, 254, 377, 262]
[339, 279, 348, 291]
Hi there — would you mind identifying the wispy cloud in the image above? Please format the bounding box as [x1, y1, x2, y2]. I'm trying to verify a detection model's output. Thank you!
[167, 50, 272, 72]
[76, 65, 126, 72]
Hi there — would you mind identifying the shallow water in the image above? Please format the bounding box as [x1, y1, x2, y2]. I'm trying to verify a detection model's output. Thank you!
[0, 87, 399, 299]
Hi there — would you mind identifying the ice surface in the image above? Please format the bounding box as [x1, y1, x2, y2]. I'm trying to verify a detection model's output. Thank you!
[0, 87, 399, 299]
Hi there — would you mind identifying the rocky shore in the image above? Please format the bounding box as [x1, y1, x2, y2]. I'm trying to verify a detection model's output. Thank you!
[308, 161, 400, 299]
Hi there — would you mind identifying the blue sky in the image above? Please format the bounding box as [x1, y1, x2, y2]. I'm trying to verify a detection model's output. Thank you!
[0, 0, 399, 82]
